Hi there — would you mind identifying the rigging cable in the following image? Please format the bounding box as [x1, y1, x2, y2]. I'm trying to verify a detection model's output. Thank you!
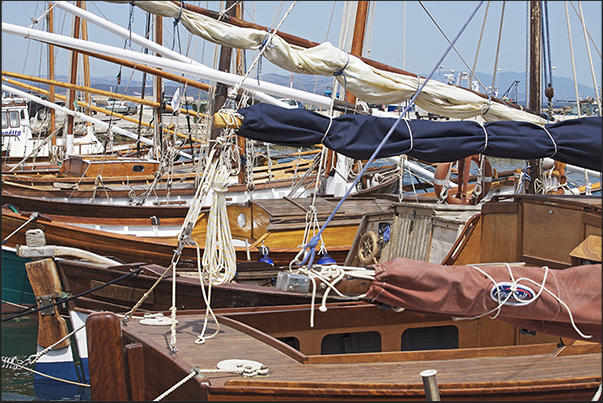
[542, 0, 555, 117]
[491, 1, 505, 96]
[577, 1, 602, 114]
[292, 1, 486, 269]
[419, 1, 495, 100]
[564, 1, 581, 117]
[470, 1, 490, 88]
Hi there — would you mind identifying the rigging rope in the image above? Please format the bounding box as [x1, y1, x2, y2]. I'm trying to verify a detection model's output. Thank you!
[564, 1, 581, 118]
[491, 1, 505, 95]
[471, 1, 490, 88]
[292, 1, 485, 269]
[228, 1, 297, 98]
[577, 1, 602, 114]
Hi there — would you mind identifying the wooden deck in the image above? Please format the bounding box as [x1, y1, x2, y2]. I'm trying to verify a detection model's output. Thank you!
[110, 304, 601, 401]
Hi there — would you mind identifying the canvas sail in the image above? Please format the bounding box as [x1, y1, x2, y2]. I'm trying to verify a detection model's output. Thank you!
[234, 103, 602, 172]
[128, 1, 547, 125]
[365, 257, 602, 343]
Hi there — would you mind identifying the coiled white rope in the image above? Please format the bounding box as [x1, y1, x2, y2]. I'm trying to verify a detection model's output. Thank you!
[154, 360, 268, 401]
[202, 164, 237, 285]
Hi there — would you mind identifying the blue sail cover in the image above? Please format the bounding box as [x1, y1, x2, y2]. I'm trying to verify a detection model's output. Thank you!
[236, 103, 602, 172]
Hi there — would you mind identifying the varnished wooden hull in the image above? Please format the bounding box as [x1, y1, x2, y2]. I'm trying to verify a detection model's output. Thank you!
[1, 209, 351, 269]
[54, 259, 314, 312]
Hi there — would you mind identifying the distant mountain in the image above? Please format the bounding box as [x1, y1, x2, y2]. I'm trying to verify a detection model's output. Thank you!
[17, 71, 598, 105]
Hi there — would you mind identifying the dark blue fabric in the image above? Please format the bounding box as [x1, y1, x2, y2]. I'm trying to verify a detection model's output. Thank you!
[236, 103, 602, 172]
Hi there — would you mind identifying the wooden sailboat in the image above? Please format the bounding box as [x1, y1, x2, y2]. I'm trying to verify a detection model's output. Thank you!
[68, 192, 601, 401]
[2, 194, 396, 271]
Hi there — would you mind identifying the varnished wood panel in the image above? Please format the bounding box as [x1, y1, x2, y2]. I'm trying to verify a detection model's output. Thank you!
[25, 258, 71, 349]
[521, 202, 583, 267]
[113, 307, 601, 401]
[479, 207, 520, 263]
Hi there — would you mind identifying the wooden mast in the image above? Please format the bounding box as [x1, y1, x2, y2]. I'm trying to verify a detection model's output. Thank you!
[325, 2, 370, 189]
[66, 1, 82, 157]
[235, 2, 247, 186]
[46, 3, 56, 140]
[346, 1, 369, 106]
[527, 0, 542, 194]
[80, 2, 92, 137]
[210, 0, 237, 141]
[153, 13, 163, 160]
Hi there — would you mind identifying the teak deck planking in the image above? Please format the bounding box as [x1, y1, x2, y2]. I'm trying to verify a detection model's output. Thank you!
[108, 304, 601, 401]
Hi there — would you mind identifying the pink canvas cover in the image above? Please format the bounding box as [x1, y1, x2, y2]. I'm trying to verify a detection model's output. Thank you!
[366, 257, 601, 343]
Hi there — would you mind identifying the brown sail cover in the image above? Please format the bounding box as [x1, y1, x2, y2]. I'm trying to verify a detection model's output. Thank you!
[366, 257, 601, 343]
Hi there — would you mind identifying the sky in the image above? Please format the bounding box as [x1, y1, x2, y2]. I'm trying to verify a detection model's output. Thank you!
[2, 1, 601, 99]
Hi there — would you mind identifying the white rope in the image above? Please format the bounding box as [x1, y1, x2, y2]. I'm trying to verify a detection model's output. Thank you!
[477, 121, 489, 153]
[195, 240, 220, 345]
[290, 265, 376, 327]
[577, 1, 602, 113]
[403, 118, 413, 153]
[202, 163, 237, 285]
[565, 1, 582, 118]
[154, 360, 268, 401]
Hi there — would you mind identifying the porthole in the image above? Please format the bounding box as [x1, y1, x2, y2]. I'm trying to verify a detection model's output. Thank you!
[237, 213, 246, 227]
[132, 165, 145, 173]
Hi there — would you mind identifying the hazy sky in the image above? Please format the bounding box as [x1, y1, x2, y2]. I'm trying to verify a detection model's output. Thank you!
[2, 1, 601, 95]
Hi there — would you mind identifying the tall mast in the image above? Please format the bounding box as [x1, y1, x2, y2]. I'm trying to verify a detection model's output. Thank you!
[527, 0, 542, 194]
[80, 2, 92, 137]
[66, 0, 83, 156]
[46, 2, 56, 140]
[153, 13, 163, 160]
[326, 1, 370, 196]
[210, 0, 237, 140]
[235, 2, 247, 185]
[346, 1, 369, 106]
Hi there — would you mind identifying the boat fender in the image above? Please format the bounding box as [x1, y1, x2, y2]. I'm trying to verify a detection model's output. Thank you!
[433, 155, 492, 204]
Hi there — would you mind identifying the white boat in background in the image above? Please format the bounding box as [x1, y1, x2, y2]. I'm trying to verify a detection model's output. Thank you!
[2, 94, 104, 163]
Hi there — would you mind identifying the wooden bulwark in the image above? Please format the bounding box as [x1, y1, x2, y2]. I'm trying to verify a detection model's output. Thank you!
[94, 303, 602, 401]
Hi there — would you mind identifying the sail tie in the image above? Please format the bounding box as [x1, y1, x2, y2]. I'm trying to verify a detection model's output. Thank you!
[333, 54, 354, 112]
[477, 121, 489, 153]
[402, 119, 414, 153]
[541, 125, 557, 158]
[172, 1, 183, 51]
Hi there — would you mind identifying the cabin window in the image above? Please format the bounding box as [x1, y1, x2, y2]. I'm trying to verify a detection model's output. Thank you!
[277, 336, 300, 351]
[9, 111, 20, 128]
[401, 325, 458, 351]
[132, 165, 145, 173]
[321, 331, 381, 355]
[237, 213, 246, 228]
[1, 111, 7, 129]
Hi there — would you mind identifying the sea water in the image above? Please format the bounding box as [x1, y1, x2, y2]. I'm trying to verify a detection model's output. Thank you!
[2, 313, 90, 401]
[2, 314, 38, 401]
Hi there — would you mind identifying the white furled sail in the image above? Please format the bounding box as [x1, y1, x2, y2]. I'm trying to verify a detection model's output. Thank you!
[131, 1, 547, 125]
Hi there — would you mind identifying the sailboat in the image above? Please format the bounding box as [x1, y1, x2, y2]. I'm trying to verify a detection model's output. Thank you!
[1, 2, 600, 400]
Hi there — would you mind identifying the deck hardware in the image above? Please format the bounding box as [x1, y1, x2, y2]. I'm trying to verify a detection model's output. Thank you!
[420, 369, 440, 401]
[37, 293, 62, 316]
